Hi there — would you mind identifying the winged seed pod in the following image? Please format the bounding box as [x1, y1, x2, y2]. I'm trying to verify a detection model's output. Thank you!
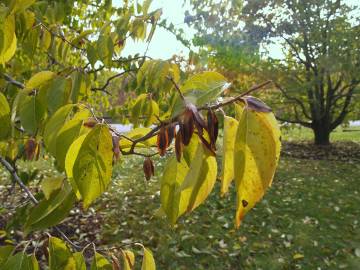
[207, 109, 219, 150]
[180, 108, 194, 146]
[25, 138, 39, 160]
[175, 131, 183, 162]
[157, 126, 168, 156]
[242, 96, 272, 112]
[143, 157, 155, 181]
[166, 124, 176, 146]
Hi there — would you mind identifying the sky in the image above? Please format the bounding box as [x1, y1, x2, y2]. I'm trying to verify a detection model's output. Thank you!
[117, 0, 359, 60]
[120, 0, 196, 59]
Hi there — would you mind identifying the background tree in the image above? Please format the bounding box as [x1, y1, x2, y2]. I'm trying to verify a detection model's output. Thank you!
[187, 0, 360, 145]
[0, 0, 280, 267]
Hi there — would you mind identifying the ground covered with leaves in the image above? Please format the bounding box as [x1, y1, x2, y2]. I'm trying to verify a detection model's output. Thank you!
[1, 139, 360, 269]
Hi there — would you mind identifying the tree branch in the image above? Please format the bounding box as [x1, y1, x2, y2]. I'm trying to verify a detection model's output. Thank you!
[3, 73, 25, 89]
[91, 69, 135, 95]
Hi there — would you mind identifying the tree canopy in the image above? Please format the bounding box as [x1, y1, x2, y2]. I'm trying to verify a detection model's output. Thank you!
[187, 0, 360, 145]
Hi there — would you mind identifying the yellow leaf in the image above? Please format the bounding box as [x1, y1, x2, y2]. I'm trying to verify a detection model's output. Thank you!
[293, 253, 304, 260]
[220, 116, 238, 196]
[141, 247, 156, 270]
[161, 137, 217, 223]
[121, 250, 135, 270]
[26, 71, 55, 90]
[234, 104, 281, 227]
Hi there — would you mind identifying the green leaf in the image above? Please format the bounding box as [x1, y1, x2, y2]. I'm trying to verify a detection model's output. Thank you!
[47, 77, 71, 114]
[172, 71, 230, 117]
[97, 35, 114, 67]
[55, 108, 91, 171]
[25, 71, 55, 90]
[41, 176, 64, 199]
[160, 136, 217, 223]
[68, 125, 113, 208]
[43, 104, 75, 157]
[48, 237, 75, 270]
[0, 252, 34, 270]
[70, 71, 90, 103]
[0, 92, 11, 140]
[9, 0, 36, 14]
[90, 253, 112, 270]
[0, 245, 14, 267]
[220, 116, 238, 196]
[72, 252, 86, 270]
[141, 247, 156, 270]
[24, 181, 76, 233]
[233, 104, 281, 227]
[19, 95, 46, 134]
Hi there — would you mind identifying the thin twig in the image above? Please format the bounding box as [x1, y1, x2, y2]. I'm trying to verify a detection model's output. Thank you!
[91, 69, 136, 94]
[167, 76, 185, 101]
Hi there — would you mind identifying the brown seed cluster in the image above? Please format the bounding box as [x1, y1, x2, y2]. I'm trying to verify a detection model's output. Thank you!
[24, 138, 40, 161]
[143, 157, 155, 181]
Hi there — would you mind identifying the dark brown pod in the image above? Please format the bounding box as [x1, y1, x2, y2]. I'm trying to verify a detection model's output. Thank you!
[143, 157, 155, 181]
[175, 131, 183, 162]
[25, 138, 38, 160]
[187, 103, 207, 130]
[180, 109, 194, 146]
[207, 109, 219, 150]
[166, 124, 176, 146]
[83, 118, 97, 128]
[243, 96, 272, 112]
[157, 126, 168, 156]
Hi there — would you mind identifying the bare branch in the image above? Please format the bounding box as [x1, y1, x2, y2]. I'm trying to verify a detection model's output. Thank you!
[167, 76, 185, 101]
[3, 73, 25, 89]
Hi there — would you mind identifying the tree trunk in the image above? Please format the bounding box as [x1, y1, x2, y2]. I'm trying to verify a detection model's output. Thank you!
[312, 125, 331, 145]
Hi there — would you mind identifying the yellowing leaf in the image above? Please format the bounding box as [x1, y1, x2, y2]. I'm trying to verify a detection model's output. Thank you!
[43, 104, 74, 156]
[0, 93, 11, 140]
[121, 250, 135, 270]
[25, 71, 55, 90]
[220, 116, 238, 196]
[234, 104, 281, 227]
[0, 33, 16, 64]
[70, 125, 113, 208]
[161, 137, 217, 224]
[293, 253, 304, 260]
[90, 253, 112, 270]
[119, 127, 157, 150]
[141, 247, 156, 270]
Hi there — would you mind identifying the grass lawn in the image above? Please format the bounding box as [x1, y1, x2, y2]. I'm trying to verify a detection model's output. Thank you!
[281, 126, 360, 143]
[1, 129, 360, 269]
[98, 154, 360, 270]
